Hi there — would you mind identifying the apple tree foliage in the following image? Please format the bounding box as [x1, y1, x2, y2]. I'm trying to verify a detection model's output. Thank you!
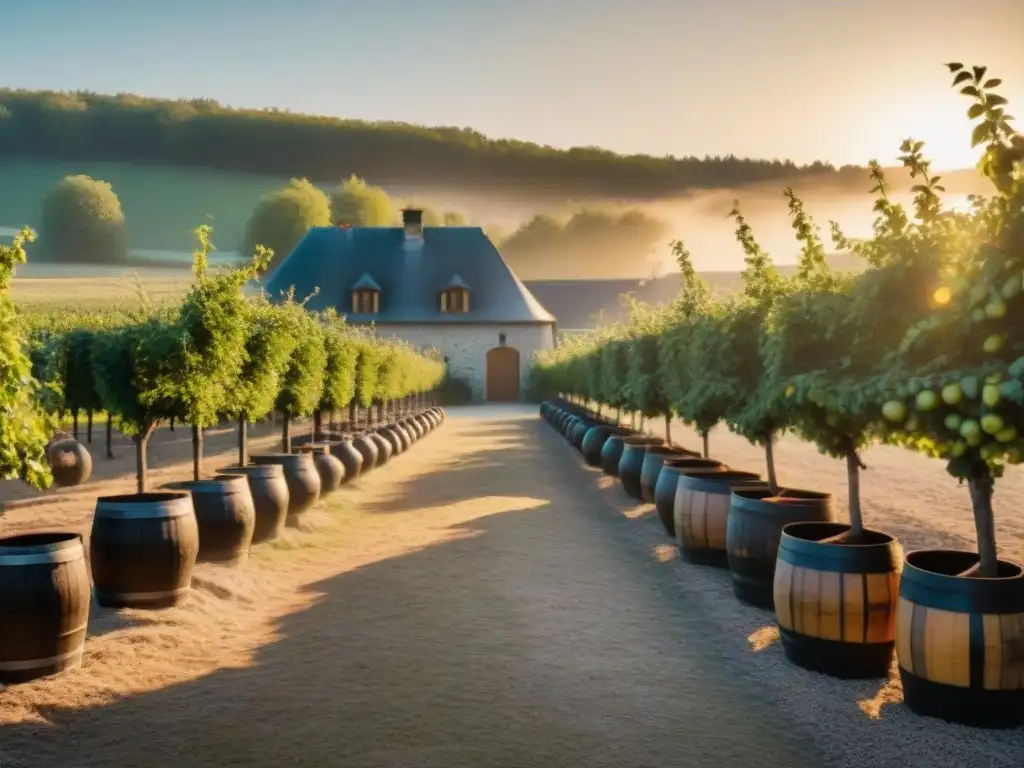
[0, 228, 55, 489]
[874, 64, 1024, 575]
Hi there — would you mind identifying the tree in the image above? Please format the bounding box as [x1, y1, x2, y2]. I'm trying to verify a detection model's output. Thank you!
[223, 295, 299, 466]
[316, 314, 360, 436]
[501, 207, 668, 279]
[0, 86, 851, 199]
[659, 241, 714, 455]
[330, 175, 397, 226]
[274, 303, 327, 452]
[0, 227, 54, 489]
[874, 64, 1024, 576]
[164, 225, 264, 480]
[242, 178, 331, 270]
[723, 203, 789, 492]
[92, 317, 181, 493]
[624, 299, 674, 438]
[38, 175, 127, 264]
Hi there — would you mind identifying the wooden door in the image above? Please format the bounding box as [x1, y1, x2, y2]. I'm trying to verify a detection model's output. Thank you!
[486, 347, 521, 402]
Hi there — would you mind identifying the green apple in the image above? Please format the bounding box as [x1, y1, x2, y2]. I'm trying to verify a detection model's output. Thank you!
[972, 308, 987, 323]
[951, 441, 969, 458]
[961, 419, 982, 443]
[941, 382, 963, 405]
[983, 384, 1002, 406]
[997, 426, 1018, 443]
[984, 334, 1005, 354]
[945, 413, 963, 431]
[915, 390, 939, 411]
[882, 400, 907, 423]
[1007, 446, 1023, 464]
[970, 284, 988, 305]
[981, 413, 1005, 435]
[986, 298, 1007, 318]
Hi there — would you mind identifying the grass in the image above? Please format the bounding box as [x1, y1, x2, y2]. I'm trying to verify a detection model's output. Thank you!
[0, 158, 294, 254]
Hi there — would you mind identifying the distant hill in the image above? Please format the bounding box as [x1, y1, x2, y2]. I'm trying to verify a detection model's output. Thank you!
[1, 88, 859, 200]
[525, 253, 864, 331]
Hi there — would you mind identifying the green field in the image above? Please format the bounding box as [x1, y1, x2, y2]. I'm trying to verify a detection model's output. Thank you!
[0, 158, 295, 255]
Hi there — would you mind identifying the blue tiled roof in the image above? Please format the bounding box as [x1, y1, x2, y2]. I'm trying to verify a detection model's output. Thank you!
[350, 272, 382, 291]
[263, 226, 555, 324]
[445, 272, 472, 291]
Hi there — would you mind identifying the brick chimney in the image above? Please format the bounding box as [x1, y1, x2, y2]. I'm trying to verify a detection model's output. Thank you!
[402, 208, 424, 239]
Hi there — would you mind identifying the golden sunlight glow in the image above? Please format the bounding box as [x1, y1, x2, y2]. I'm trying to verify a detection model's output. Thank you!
[933, 286, 952, 305]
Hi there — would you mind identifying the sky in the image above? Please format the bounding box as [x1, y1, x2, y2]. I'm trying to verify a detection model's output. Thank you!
[4, 0, 1024, 171]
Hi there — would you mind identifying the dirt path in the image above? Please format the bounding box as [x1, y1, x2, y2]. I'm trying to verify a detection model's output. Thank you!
[0, 406, 819, 768]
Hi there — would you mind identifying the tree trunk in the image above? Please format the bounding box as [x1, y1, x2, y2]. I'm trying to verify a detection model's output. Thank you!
[764, 433, 779, 495]
[638, 415, 645, 432]
[191, 424, 204, 481]
[348, 402, 357, 433]
[702, 430, 710, 458]
[313, 410, 323, 442]
[615, 407, 621, 425]
[281, 417, 291, 453]
[238, 413, 249, 467]
[169, 415, 175, 432]
[846, 447, 865, 538]
[106, 418, 114, 459]
[72, 410, 79, 440]
[135, 424, 155, 494]
[87, 411, 93, 444]
[664, 414, 672, 445]
[968, 468, 999, 578]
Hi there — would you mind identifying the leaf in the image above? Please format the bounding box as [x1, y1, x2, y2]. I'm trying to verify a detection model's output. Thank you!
[971, 122, 990, 147]
[968, 103, 986, 119]
[983, 78, 1003, 88]
[946, 62, 964, 73]
[953, 70, 973, 85]
[987, 94, 1008, 107]
[972, 66, 988, 82]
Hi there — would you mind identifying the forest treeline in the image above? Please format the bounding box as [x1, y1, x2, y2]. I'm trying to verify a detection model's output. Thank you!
[0, 89, 864, 198]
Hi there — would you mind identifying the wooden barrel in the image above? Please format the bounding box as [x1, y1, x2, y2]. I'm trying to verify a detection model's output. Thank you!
[0, 532, 91, 683]
[217, 463, 290, 544]
[369, 432, 392, 466]
[618, 437, 665, 500]
[351, 434, 381, 469]
[727, 487, 836, 609]
[675, 470, 763, 566]
[774, 520, 902, 679]
[331, 438, 366, 481]
[653, 458, 727, 537]
[581, 425, 621, 467]
[385, 424, 411, 453]
[639, 446, 701, 503]
[378, 427, 404, 456]
[252, 453, 321, 522]
[897, 549, 1024, 728]
[47, 437, 93, 487]
[314, 448, 346, 493]
[91, 492, 200, 609]
[600, 434, 627, 476]
[164, 476, 256, 564]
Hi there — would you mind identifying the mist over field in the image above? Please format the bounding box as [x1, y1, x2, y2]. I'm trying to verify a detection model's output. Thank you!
[2, 158, 989, 281]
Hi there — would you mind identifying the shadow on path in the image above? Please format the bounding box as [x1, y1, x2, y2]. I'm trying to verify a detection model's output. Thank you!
[0, 414, 821, 768]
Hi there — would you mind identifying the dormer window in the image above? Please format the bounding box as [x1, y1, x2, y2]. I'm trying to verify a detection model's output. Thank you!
[440, 273, 471, 314]
[350, 272, 381, 314]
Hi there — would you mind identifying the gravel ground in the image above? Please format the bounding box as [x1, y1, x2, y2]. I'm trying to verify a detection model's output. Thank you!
[0, 406, 818, 768]
[574, 409, 1024, 767]
[2, 405, 1019, 767]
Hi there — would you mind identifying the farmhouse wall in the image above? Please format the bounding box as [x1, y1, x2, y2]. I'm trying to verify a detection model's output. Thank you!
[374, 323, 555, 402]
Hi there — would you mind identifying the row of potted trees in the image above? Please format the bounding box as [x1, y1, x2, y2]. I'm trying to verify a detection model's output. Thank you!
[531, 64, 1024, 729]
[0, 224, 448, 684]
